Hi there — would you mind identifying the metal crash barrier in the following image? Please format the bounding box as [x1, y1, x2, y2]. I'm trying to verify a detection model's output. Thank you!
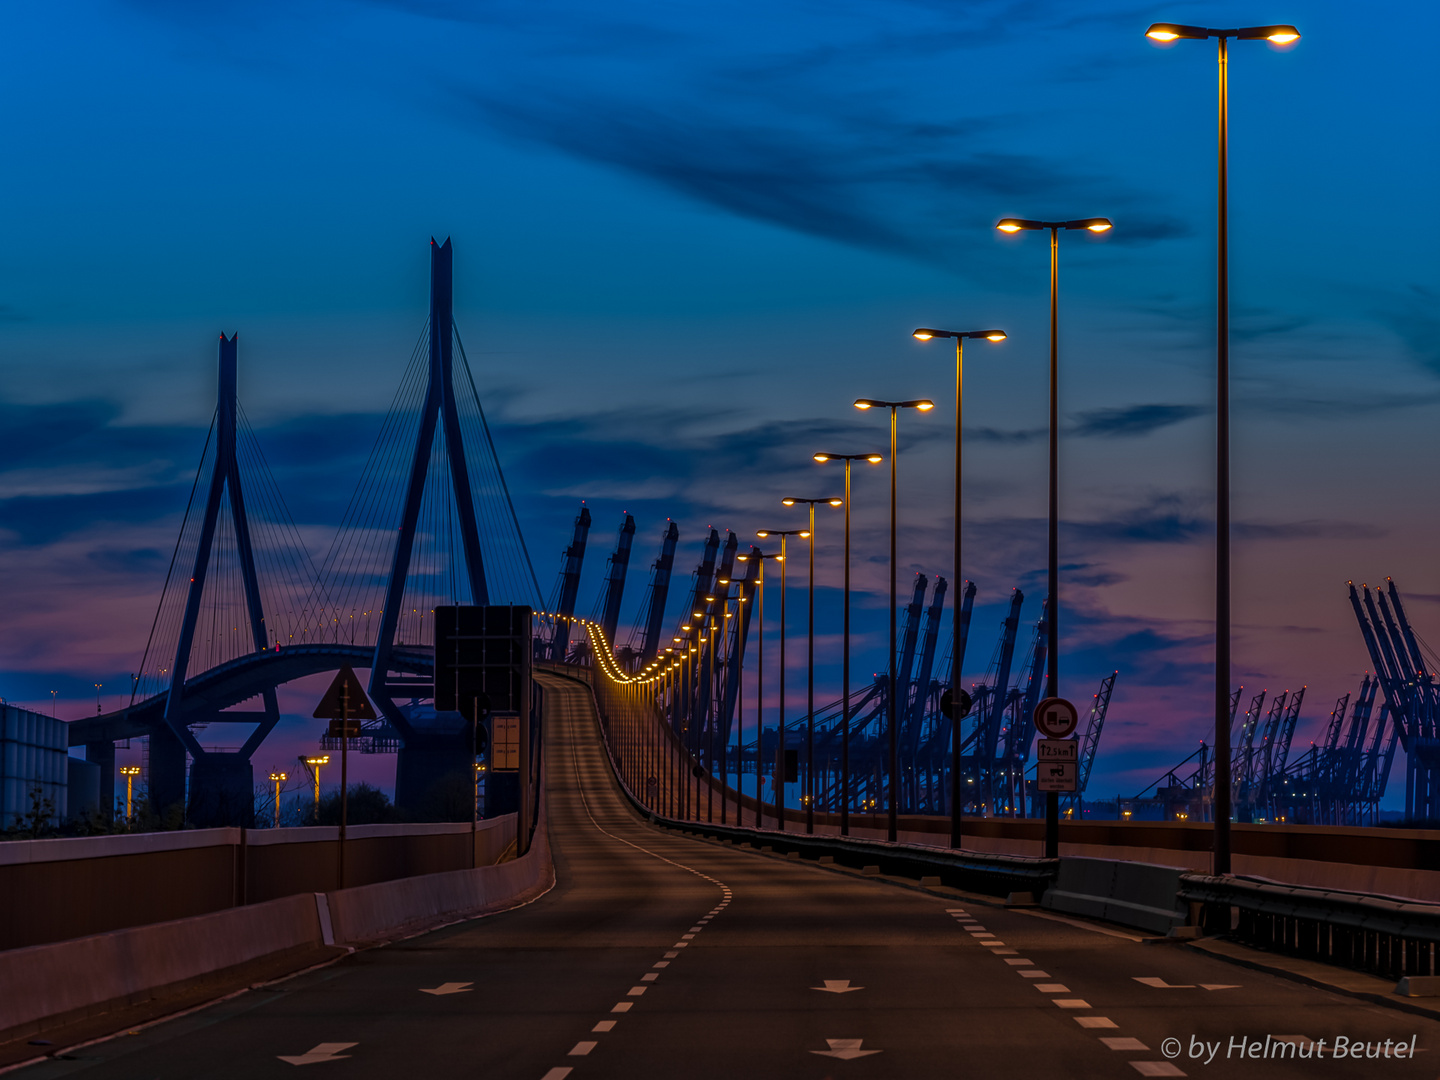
[1180, 874, 1440, 981]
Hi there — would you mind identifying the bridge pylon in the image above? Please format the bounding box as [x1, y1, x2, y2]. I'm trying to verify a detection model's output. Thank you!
[155, 333, 281, 824]
[368, 238, 492, 810]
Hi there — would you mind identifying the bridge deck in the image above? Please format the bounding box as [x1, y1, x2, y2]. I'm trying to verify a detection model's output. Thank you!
[19, 671, 1436, 1078]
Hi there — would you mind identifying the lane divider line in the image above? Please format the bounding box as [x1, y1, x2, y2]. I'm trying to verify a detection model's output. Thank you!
[534, 699, 733, 1080]
[945, 906, 1185, 1076]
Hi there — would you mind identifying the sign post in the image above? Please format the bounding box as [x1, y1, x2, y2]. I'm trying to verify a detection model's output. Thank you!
[313, 665, 376, 890]
[1033, 696, 1078, 857]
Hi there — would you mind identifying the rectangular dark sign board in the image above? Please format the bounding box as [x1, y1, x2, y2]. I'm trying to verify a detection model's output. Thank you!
[434, 605, 533, 715]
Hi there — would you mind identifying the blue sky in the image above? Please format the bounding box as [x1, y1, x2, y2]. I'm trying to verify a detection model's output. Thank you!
[2, 0, 1438, 801]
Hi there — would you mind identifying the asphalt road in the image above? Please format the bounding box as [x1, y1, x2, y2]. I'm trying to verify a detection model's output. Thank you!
[18, 670, 1440, 1079]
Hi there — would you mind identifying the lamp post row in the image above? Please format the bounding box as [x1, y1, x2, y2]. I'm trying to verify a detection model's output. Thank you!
[596, 20, 1299, 877]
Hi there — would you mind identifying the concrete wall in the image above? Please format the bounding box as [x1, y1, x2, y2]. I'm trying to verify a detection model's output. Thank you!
[0, 803, 551, 1045]
[0, 816, 516, 952]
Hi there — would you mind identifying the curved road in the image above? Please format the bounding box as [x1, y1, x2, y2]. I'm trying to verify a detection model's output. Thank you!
[21, 671, 1440, 1078]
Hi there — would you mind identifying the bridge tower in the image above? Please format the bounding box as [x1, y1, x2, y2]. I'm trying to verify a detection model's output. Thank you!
[156, 333, 282, 824]
[369, 238, 493, 810]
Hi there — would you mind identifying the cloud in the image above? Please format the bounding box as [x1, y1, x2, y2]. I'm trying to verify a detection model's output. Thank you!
[1071, 403, 1205, 438]
[1378, 284, 1440, 379]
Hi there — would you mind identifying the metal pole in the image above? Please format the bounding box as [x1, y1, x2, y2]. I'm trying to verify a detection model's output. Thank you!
[339, 687, 349, 891]
[951, 337, 965, 848]
[888, 407, 899, 843]
[842, 460, 852, 836]
[705, 622, 711, 823]
[471, 696, 478, 868]
[1044, 226, 1061, 860]
[1214, 33, 1233, 875]
[778, 536, 788, 831]
[806, 503, 816, 834]
[757, 565, 765, 827]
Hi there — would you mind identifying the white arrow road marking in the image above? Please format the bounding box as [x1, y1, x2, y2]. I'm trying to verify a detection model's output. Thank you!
[812, 980, 865, 993]
[419, 982, 473, 996]
[811, 1039, 882, 1060]
[1200, 984, 1241, 990]
[277, 1042, 357, 1065]
[1133, 977, 1195, 989]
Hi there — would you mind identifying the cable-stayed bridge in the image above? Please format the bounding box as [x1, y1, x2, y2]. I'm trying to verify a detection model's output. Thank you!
[68, 239, 542, 823]
[59, 236, 1115, 831]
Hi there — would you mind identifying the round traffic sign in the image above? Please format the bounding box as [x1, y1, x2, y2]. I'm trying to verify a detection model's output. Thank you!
[1033, 696, 1079, 739]
[940, 688, 973, 721]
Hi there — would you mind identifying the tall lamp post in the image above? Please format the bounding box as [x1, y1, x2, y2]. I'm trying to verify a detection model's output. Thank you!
[813, 453, 884, 835]
[738, 548, 784, 828]
[754, 530, 805, 830]
[853, 397, 934, 841]
[301, 754, 329, 825]
[995, 215, 1110, 859]
[911, 327, 1007, 847]
[119, 765, 141, 824]
[268, 770, 287, 828]
[1144, 20, 1299, 875]
[782, 496, 842, 833]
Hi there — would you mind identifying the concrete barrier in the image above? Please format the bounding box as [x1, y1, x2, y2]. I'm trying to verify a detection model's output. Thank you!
[1042, 856, 1187, 933]
[328, 794, 552, 945]
[0, 892, 324, 1040]
[0, 798, 552, 1047]
[0, 815, 519, 951]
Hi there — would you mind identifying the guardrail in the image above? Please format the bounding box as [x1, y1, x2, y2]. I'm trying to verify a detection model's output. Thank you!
[1180, 874, 1440, 981]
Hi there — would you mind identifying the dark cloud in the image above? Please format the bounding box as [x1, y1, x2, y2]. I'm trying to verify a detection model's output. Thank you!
[1234, 520, 1386, 541]
[0, 399, 121, 469]
[967, 425, 1046, 444]
[1071, 403, 1205, 438]
[1378, 284, 1440, 379]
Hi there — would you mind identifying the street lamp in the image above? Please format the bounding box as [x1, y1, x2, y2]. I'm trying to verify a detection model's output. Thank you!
[268, 771, 287, 828]
[739, 547, 786, 828]
[912, 327, 1006, 847]
[754, 529, 805, 830]
[813, 452, 883, 835]
[852, 397, 934, 841]
[301, 755, 329, 824]
[1144, 20, 1299, 877]
[782, 496, 842, 833]
[995, 216, 1110, 858]
[119, 765, 141, 824]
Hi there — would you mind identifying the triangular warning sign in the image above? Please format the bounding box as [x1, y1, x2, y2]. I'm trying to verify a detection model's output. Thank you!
[313, 665, 378, 721]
